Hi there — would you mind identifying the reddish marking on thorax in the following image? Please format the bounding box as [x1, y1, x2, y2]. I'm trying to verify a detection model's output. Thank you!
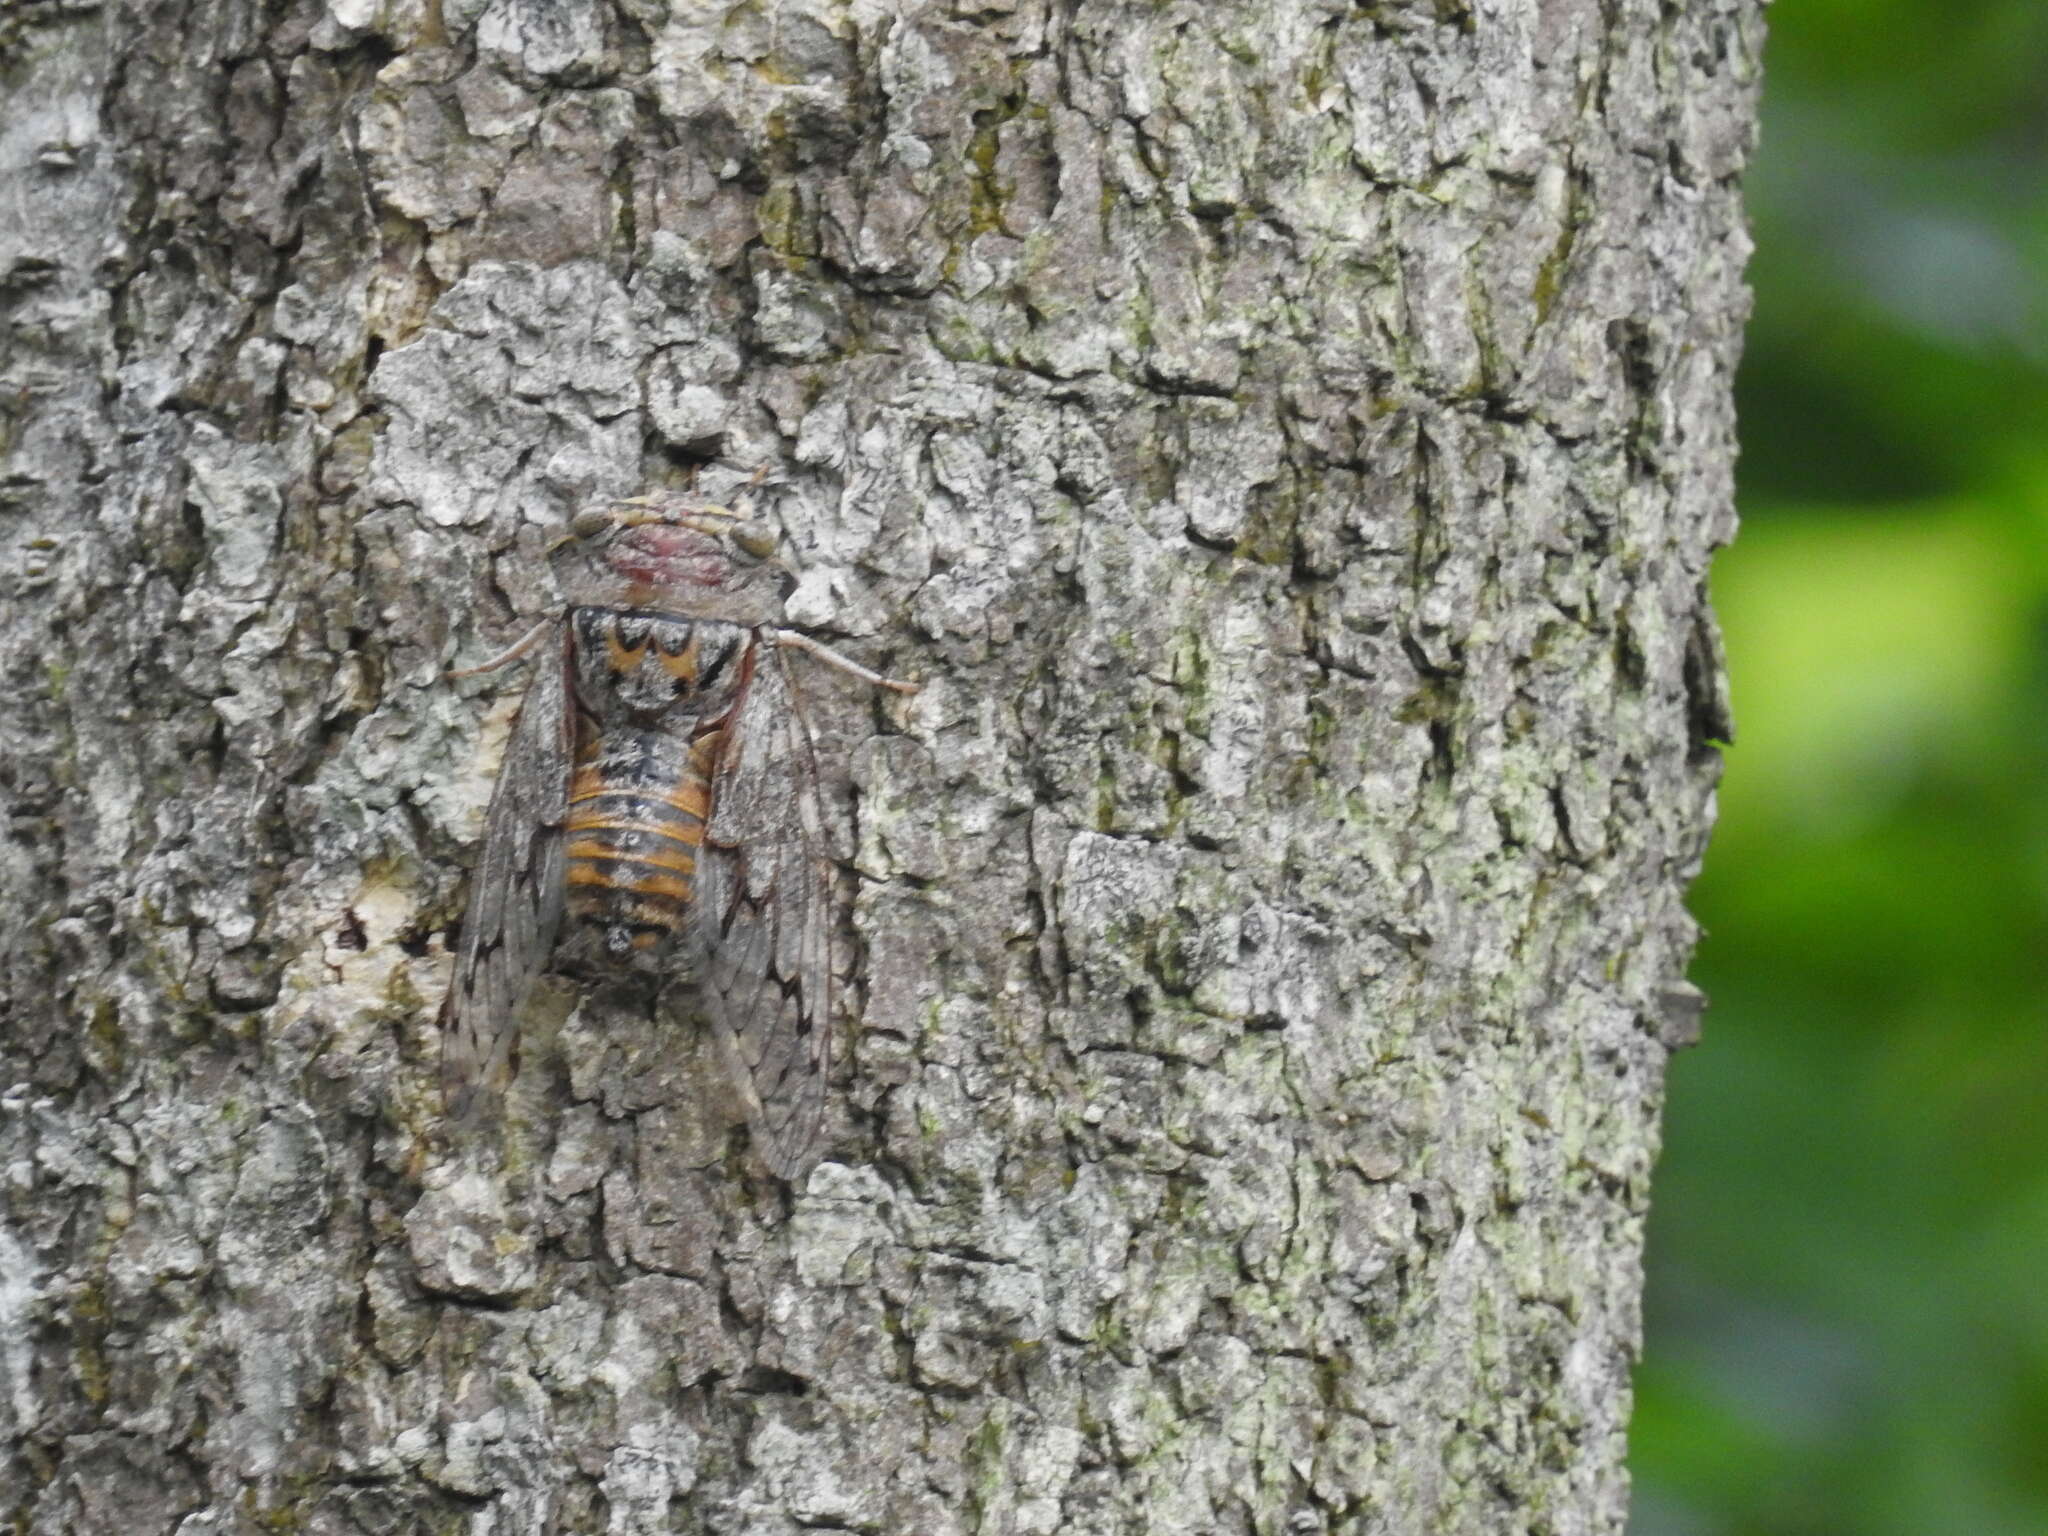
[609, 526, 731, 591]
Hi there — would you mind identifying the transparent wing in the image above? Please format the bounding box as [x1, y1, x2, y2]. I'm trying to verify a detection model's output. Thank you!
[440, 626, 572, 1118]
[697, 638, 834, 1180]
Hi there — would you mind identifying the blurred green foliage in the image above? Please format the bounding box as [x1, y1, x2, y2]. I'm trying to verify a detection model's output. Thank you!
[1631, 3, 2048, 1533]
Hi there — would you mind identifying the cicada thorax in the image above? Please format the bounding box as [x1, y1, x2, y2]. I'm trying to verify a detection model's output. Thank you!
[558, 606, 753, 971]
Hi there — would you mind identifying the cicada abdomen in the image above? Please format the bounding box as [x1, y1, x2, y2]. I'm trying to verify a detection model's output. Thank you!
[437, 491, 917, 1180]
[557, 609, 747, 967]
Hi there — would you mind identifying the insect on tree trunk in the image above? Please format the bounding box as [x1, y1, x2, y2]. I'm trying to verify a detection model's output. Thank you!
[0, 2, 1758, 1533]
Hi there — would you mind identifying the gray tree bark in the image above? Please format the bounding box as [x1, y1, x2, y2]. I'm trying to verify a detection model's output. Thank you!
[0, 0, 1756, 1532]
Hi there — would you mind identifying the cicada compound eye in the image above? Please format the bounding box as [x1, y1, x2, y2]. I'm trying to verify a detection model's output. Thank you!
[731, 521, 779, 561]
[571, 506, 615, 540]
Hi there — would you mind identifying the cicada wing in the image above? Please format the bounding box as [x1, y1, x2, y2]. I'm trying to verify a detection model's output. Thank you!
[697, 639, 834, 1180]
[440, 625, 573, 1118]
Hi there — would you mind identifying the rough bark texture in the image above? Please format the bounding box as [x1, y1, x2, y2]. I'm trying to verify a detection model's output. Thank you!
[0, 1, 1756, 1532]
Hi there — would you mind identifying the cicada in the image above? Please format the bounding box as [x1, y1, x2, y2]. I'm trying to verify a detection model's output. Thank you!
[438, 488, 917, 1178]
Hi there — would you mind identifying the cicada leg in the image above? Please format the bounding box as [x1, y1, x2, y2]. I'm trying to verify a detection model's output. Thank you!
[769, 629, 919, 695]
[447, 619, 556, 680]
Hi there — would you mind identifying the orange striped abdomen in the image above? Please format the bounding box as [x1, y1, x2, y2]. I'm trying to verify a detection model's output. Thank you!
[564, 726, 725, 959]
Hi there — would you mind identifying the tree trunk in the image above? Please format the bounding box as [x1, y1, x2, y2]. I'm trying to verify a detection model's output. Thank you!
[0, 1, 1756, 1532]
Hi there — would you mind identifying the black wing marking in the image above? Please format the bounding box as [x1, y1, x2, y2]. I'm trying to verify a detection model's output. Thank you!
[440, 624, 573, 1118]
[696, 637, 834, 1180]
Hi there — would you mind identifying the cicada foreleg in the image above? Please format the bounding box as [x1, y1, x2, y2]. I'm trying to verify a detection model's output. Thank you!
[769, 629, 920, 696]
[447, 618, 558, 680]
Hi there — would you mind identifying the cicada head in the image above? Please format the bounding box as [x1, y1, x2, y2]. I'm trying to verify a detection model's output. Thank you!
[553, 489, 793, 624]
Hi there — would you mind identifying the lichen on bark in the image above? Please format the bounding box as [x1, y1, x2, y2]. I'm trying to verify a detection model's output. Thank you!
[0, 0, 1758, 1531]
